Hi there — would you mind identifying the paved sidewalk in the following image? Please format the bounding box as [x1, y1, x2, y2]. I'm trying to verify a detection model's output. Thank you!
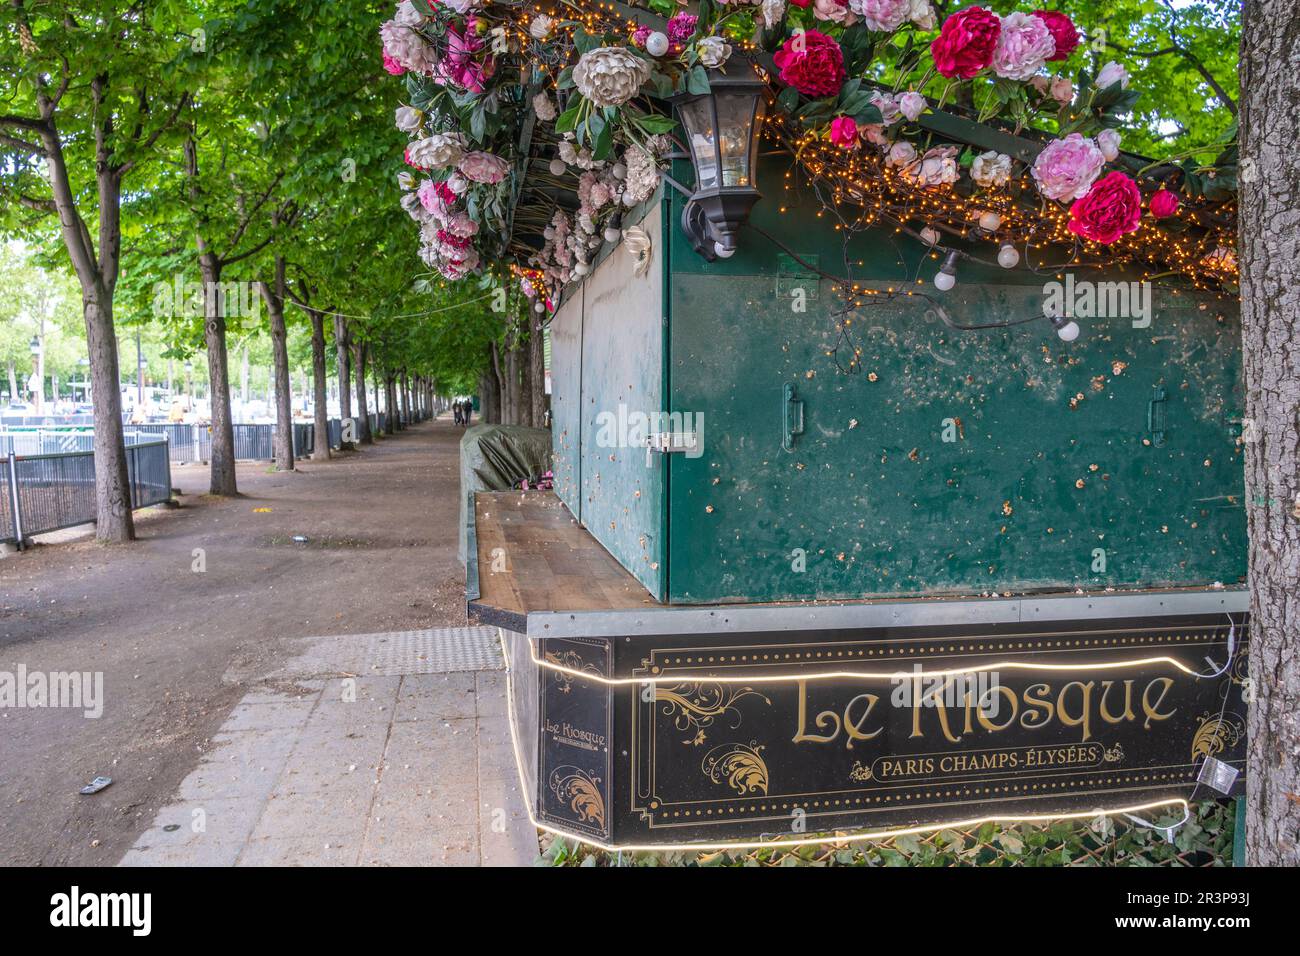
[118, 627, 536, 866]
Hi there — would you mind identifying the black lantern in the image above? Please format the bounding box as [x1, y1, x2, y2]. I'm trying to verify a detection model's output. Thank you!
[671, 57, 767, 261]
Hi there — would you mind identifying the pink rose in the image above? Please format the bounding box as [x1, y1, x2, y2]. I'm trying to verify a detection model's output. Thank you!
[1150, 188, 1180, 219]
[1067, 172, 1142, 244]
[458, 151, 510, 184]
[930, 7, 1001, 79]
[1031, 11, 1079, 60]
[830, 116, 859, 149]
[991, 12, 1056, 82]
[1032, 132, 1105, 201]
[773, 30, 846, 98]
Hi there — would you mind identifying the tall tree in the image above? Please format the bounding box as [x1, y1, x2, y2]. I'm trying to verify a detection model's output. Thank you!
[1239, 0, 1300, 868]
[0, 0, 190, 541]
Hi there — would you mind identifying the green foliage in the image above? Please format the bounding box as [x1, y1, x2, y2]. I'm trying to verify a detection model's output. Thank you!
[537, 800, 1237, 867]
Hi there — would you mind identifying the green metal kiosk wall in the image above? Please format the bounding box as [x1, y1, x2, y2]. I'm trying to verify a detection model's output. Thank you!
[549, 157, 1246, 606]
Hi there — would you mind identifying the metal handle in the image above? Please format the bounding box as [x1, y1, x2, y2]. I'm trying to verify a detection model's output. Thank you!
[782, 383, 805, 452]
[1147, 386, 1167, 447]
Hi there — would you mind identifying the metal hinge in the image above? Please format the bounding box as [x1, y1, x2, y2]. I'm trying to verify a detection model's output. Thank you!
[646, 431, 698, 466]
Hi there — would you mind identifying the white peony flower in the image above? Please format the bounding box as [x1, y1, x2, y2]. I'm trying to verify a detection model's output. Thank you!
[394, 105, 422, 134]
[971, 150, 1013, 188]
[393, 1, 423, 27]
[407, 133, 464, 169]
[533, 92, 557, 122]
[573, 47, 652, 108]
[903, 145, 959, 187]
[529, 15, 554, 40]
[697, 36, 732, 69]
[1097, 129, 1121, 162]
[908, 0, 936, 30]
[761, 0, 786, 28]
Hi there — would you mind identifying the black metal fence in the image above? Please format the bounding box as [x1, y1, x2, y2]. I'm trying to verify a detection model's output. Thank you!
[2, 438, 172, 546]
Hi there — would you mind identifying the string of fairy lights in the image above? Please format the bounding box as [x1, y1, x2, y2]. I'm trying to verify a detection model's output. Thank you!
[404, 0, 1238, 320]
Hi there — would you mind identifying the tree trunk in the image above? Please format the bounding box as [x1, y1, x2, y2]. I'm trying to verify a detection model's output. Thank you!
[1240, 0, 1300, 867]
[481, 341, 501, 425]
[353, 340, 373, 444]
[32, 86, 135, 542]
[400, 369, 411, 428]
[201, 256, 238, 496]
[258, 265, 294, 472]
[85, 291, 135, 541]
[530, 309, 546, 428]
[384, 374, 398, 435]
[334, 315, 354, 450]
[308, 310, 331, 461]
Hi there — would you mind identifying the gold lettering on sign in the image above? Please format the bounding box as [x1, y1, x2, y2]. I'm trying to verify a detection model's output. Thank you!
[1057, 681, 1096, 741]
[1142, 677, 1177, 728]
[1099, 680, 1137, 724]
[977, 685, 1018, 732]
[1019, 683, 1055, 729]
[793, 680, 840, 744]
[842, 693, 884, 748]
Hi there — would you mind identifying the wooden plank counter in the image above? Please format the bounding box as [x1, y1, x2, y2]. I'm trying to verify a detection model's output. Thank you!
[470, 490, 658, 630]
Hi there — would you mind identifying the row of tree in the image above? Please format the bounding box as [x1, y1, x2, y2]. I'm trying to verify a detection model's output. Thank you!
[0, 0, 536, 543]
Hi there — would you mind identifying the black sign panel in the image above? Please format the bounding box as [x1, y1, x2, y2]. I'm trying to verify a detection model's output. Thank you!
[537, 637, 612, 841]
[533, 613, 1248, 846]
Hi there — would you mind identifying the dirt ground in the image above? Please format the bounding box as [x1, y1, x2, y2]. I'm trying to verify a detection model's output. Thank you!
[0, 418, 469, 866]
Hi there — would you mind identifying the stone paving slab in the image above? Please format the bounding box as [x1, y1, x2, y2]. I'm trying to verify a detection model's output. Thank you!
[119, 628, 536, 867]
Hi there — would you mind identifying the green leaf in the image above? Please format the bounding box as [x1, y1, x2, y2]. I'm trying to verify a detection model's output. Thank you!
[554, 103, 581, 134]
[687, 65, 711, 95]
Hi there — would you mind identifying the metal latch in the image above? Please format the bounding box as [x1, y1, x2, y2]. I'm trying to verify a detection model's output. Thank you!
[646, 431, 698, 466]
[1147, 386, 1167, 447]
[783, 383, 805, 452]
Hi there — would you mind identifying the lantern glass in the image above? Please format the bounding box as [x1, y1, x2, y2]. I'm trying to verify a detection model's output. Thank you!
[678, 98, 718, 190]
[715, 91, 762, 187]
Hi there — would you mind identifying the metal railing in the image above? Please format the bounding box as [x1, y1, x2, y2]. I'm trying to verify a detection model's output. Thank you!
[1, 438, 172, 546]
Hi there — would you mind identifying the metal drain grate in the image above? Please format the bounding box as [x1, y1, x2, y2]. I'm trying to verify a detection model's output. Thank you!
[272, 627, 503, 678]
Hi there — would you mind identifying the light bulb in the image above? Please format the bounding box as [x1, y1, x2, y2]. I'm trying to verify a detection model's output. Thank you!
[611, 163, 627, 180]
[978, 212, 1002, 233]
[534, 302, 545, 313]
[645, 32, 669, 57]
[549, 158, 566, 175]
[933, 250, 959, 291]
[714, 242, 735, 259]
[1049, 314, 1081, 342]
[997, 244, 1020, 269]
[919, 227, 939, 246]
[604, 226, 621, 243]
[574, 261, 590, 276]
[543, 226, 555, 240]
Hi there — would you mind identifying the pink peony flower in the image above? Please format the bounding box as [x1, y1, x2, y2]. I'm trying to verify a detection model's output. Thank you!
[666, 12, 698, 46]
[1095, 61, 1129, 90]
[1031, 10, 1080, 60]
[903, 145, 959, 187]
[849, 0, 911, 32]
[440, 28, 490, 93]
[383, 52, 406, 75]
[458, 151, 510, 184]
[930, 7, 1001, 79]
[1067, 171, 1142, 244]
[1031, 132, 1105, 201]
[1050, 76, 1073, 103]
[898, 91, 926, 121]
[991, 12, 1056, 81]
[1150, 188, 1180, 218]
[830, 116, 860, 149]
[773, 30, 846, 98]
[813, 0, 854, 24]
[1097, 128, 1121, 162]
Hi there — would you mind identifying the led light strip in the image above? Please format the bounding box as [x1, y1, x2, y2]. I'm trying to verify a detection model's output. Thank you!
[500, 656, 1191, 855]
[521, 634, 1206, 686]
